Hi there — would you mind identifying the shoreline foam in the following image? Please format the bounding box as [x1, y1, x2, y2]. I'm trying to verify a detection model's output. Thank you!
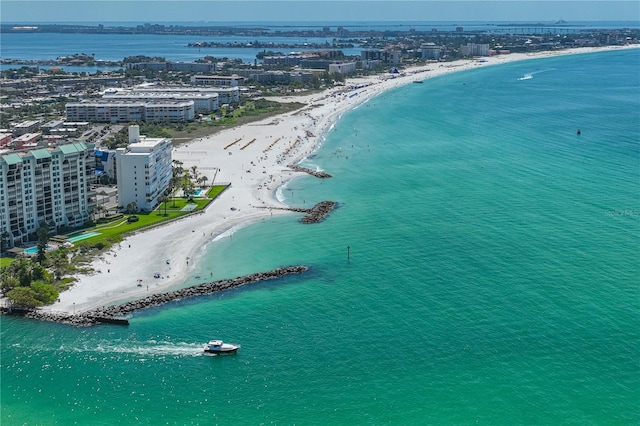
[38, 45, 637, 314]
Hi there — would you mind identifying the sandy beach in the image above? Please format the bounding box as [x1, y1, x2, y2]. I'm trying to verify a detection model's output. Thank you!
[43, 45, 636, 314]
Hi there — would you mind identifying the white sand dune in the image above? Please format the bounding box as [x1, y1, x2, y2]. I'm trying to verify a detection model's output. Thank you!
[41, 45, 636, 313]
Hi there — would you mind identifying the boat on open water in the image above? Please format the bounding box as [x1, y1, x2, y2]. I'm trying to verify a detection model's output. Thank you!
[203, 340, 240, 354]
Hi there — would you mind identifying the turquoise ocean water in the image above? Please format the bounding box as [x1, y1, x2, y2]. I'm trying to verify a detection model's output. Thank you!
[2, 49, 639, 424]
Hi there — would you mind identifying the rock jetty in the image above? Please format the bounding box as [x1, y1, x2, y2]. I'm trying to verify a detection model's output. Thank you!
[300, 201, 336, 223]
[257, 201, 336, 224]
[287, 164, 332, 179]
[11, 266, 308, 327]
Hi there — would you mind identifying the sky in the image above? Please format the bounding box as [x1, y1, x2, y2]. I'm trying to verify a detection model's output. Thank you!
[1, 1, 639, 23]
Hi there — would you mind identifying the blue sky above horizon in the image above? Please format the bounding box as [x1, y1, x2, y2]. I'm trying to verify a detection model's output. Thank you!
[2, 1, 639, 23]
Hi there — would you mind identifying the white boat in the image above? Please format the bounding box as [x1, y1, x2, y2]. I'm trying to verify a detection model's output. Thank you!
[203, 340, 240, 354]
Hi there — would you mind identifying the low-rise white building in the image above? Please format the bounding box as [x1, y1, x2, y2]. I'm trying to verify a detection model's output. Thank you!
[190, 75, 245, 87]
[134, 86, 241, 105]
[328, 62, 358, 74]
[66, 99, 195, 123]
[103, 90, 219, 113]
[13, 120, 40, 136]
[115, 126, 172, 212]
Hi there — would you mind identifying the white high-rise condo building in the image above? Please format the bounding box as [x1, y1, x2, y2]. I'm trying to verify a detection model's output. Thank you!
[115, 126, 173, 212]
[0, 142, 96, 249]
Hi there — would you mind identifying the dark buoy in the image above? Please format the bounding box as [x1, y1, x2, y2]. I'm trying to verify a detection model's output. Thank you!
[577, 129, 581, 135]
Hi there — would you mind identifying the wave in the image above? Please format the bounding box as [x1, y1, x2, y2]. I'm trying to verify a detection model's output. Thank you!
[275, 180, 291, 203]
[211, 224, 243, 242]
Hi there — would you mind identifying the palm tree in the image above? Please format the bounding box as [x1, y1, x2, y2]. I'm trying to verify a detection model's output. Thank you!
[0, 231, 10, 254]
[198, 175, 208, 189]
[158, 195, 169, 216]
[190, 165, 199, 183]
[169, 176, 180, 207]
[172, 160, 184, 179]
[88, 206, 97, 222]
[95, 204, 105, 220]
[181, 180, 195, 199]
[48, 249, 70, 280]
[36, 221, 50, 264]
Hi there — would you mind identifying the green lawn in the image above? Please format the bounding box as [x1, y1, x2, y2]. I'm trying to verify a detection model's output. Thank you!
[66, 185, 227, 249]
[207, 185, 227, 199]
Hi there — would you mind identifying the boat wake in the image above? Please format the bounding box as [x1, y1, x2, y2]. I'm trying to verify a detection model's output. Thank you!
[517, 68, 555, 81]
[61, 340, 204, 357]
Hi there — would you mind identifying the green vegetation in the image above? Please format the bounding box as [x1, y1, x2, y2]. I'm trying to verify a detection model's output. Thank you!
[0, 97, 68, 129]
[74, 187, 222, 248]
[169, 98, 305, 139]
[207, 185, 227, 199]
[100, 98, 305, 147]
[0, 257, 15, 268]
[0, 184, 227, 308]
[2, 258, 61, 308]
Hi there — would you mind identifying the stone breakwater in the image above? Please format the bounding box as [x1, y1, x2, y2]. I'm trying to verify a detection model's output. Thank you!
[15, 266, 309, 326]
[257, 201, 336, 223]
[287, 164, 332, 179]
[300, 201, 336, 224]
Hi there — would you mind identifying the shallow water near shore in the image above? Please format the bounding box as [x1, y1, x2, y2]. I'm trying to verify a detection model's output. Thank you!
[2, 50, 639, 424]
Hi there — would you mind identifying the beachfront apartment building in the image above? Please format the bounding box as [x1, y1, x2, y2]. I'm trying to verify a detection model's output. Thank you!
[190, 75, 245, 87]
[245, 70, 315, 85]
[102, 90, 219, 113]
[66, 99, 195, 123]
[115, 126, 172, 212]
[125, 61, 217, 73]
[133, 86, 241, 105]
[263, 55, 308, 67]
[460, 43, 490, 57]
[328, 62, 357, 74]
[421, 43, 442, 60]
[361, 49, 403, 66]
[0, 142, 96, 249]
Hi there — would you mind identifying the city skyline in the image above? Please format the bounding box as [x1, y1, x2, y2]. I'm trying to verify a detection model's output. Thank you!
[2, 1, 639, 23]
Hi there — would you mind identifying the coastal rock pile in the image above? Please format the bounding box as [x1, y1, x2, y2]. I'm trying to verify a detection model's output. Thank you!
[23, 309, 92, 327]
[17, 266, 309, 327]
[300, 201, 336, 224]
[256, 201, 336, 223]
[287, 164, 332, 179]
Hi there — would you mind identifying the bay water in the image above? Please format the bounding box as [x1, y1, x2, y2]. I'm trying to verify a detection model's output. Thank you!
[2, 49, 639, 424]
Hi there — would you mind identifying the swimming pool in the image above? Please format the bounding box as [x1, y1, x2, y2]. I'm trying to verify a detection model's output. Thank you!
[67, 232, 101, 243]
[23, 246, 45, 255]
[193, 188, 204, 196]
